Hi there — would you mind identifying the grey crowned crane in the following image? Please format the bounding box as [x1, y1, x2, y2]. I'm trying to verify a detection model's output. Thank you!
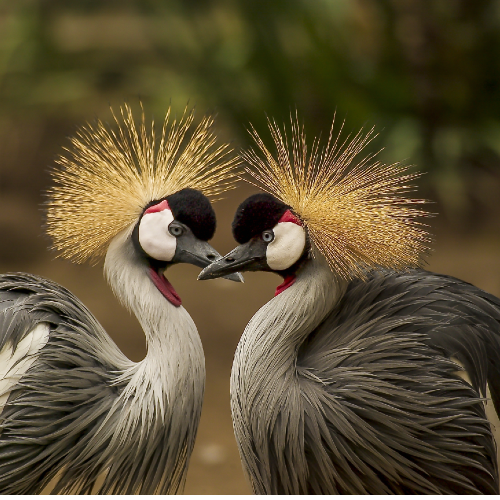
[0, 105, 241, 494]
[199, 115, 500, 494]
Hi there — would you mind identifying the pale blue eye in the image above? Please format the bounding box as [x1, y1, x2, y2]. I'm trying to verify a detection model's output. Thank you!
[169, 224, 184, 237]
[262, 230, 274, 243]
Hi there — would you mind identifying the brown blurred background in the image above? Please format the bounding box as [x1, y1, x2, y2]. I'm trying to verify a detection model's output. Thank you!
[1, 0, 500, 494]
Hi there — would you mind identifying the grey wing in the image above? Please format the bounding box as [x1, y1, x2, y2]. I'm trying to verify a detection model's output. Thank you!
[296, 269, 499, 494]
[403, 270, 500, 409]
[0, 273, 128, 494]
[346, 270, 500, 411]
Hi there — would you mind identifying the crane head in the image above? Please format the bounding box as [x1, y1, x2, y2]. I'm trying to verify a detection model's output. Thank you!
[46, 104, 242, 265]
[198, 193, 309, 286]
[233, 113, 431, 280]
[133, 188, 242, 305]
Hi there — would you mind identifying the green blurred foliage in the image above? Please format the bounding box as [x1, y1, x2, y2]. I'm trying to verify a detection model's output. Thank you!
[1, 0, 500, 234]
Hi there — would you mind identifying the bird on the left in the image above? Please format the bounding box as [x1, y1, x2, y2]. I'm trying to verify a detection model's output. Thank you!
[0, 104, 240, 494]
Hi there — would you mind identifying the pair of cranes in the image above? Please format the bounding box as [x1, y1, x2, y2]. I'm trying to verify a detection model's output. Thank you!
[1, 104, 499, 494]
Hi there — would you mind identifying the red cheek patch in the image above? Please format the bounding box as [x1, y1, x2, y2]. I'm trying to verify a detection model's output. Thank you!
[150, 268, 182, 307]
[275, 274, 296, 296]
[278, 209, 302, 226]
[145, 199, 170, 215]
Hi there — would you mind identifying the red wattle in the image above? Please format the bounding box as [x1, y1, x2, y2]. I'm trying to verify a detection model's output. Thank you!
[149, 268, 182, 307]
[275, 275, 296, 296]
[278, 209, 302, 226]
[145, 199, 170, 214]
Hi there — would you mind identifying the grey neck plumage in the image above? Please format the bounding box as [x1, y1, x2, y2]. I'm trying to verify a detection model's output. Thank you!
[230, 251, 345, 493]
[102, 228, 205, 493]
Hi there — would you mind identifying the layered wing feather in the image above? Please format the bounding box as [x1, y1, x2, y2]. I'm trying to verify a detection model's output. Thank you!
[0, 273, 177, 494]
[295, 269, 500, 494]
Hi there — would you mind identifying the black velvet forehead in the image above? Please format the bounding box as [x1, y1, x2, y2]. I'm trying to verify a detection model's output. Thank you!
[232, 193, 289, 244]
[166, 188, 216, 241]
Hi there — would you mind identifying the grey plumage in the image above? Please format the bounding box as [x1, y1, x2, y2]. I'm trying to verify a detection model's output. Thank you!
[196, 116, 500, 494]
[229, 256, 500, 494]
[0, 188, 242, 494]
[1, 105, 240, 494]
[0, 217, 212, 494]
[0, 271, 203, 494]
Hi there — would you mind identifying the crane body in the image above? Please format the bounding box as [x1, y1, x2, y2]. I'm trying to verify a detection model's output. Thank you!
[227, 256, 500, 493]
[0, 105, 240, 494]
[0, 267, 203, 494]
[198, 114, 500, 494]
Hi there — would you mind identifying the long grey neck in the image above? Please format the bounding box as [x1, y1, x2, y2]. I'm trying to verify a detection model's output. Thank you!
[233, 252, 345, 382]
[98, 228, 204, 493]
[230, 252, 346, 493]
[104, 230, 205, 420]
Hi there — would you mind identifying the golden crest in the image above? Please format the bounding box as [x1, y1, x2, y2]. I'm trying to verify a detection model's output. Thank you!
[46, 104, 240, 264]
[241, 112, 431, 279]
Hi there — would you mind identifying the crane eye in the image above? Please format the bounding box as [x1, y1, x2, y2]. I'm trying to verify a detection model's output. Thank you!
[262, 230, 274, 243]
[168, 223, 184, 237]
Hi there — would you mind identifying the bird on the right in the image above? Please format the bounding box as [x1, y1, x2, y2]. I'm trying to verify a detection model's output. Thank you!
[199, 114, 500, 494]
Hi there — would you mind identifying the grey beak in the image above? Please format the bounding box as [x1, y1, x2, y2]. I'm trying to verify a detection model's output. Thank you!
[174, 235, 243, 283]
[198, 240, 267, 281]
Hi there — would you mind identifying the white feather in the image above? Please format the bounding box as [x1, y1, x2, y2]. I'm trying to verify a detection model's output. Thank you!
[0, 322, 50, 411]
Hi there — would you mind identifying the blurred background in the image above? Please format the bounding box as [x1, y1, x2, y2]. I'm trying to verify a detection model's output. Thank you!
[1, 0, 500, 494]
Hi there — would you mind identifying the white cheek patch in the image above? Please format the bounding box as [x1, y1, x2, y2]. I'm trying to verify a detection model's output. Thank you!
[266, 222, 306, 271]
[138, 209, 177, 262]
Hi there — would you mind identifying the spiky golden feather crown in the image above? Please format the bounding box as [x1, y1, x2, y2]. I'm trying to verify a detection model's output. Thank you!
[46, 104, 240, 264]
[241, 113, 431, 279]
